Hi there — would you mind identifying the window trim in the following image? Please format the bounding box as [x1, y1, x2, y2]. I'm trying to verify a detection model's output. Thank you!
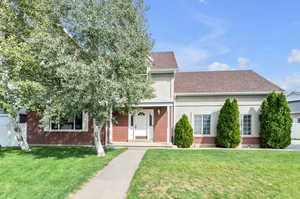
[193, 114, 211, 136]
[47, 113, 87, 132]
[240, 114, 252, 136]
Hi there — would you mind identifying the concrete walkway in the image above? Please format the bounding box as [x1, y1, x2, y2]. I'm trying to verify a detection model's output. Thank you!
[287, 140, 300, 151]
[70, 148, 146, 199]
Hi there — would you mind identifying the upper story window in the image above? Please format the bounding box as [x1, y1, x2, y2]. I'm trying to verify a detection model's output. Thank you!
[50, 113, 83, 131]
[194, 114, 211, 135]
[241, 115, 251, 135]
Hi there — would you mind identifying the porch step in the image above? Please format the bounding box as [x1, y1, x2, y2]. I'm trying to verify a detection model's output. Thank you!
[109, 142, 176, 148]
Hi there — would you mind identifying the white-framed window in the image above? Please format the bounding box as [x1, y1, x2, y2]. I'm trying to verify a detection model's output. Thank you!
[194, 114, 211, 135]
[49, 113, 85, 131]
[297, 118, 300, 124]
[240, 114, 251, 135]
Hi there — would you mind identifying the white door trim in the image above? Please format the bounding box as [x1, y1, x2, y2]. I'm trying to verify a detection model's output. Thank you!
[128, 109, 154, 142]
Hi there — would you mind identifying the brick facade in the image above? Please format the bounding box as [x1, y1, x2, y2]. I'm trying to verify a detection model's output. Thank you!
[193, 136, 260, 145]
[153, 107, 168, 142]
[112, 113, 129, 142]
[27, 112, 103, 145]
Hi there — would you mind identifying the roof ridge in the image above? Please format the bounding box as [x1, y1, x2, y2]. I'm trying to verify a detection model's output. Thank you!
[177, 70, 253, 73]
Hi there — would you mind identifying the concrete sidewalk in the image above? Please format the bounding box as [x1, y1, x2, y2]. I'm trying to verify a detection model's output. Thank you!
[70, 148, 146, 199]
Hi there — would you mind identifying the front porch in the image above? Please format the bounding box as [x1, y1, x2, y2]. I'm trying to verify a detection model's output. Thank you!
[109, 105, 173, 145]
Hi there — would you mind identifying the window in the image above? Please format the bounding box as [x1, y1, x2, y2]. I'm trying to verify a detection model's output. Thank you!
[297, 118, 300, 124]
[50, 114, 83, 131]
[241, 115, 251, 135]
[194, 114, 211, 135]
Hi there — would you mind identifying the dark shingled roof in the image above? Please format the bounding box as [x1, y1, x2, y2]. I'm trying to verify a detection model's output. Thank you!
[175, 70, 283, 93]
[150, 52, 178, 70]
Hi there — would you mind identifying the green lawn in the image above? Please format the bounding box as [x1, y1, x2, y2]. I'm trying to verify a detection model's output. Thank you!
[0, 146, 126, 199]
[127, 149, 300, 199]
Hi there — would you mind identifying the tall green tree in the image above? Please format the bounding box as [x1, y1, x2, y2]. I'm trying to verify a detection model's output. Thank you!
[216, 98, 241, 148]
[0, 0, 153, 155]
[260, 92, 292, 148]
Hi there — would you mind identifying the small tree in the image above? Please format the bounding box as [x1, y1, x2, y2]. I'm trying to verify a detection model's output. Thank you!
[260, 92, 292, 148]
[175, 114, 193, 148]
[216, 98, 241, 148]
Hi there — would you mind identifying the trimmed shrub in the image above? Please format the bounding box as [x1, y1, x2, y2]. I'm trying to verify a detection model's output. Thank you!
[216, 98, 241, 148]
[175, 114, 193, 148]
[260, 92, 292, 148]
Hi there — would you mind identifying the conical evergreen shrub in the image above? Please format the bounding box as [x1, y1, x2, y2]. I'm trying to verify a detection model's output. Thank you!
[260, 92, 292, 148]
[175, 114, 193, 148]
[216, 98, 241, 148]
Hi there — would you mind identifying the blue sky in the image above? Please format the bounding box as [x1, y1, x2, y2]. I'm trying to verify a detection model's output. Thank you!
[145, 0, 300, 91]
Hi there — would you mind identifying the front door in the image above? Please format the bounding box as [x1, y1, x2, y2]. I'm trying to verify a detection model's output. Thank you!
[134, 112, 148, 139]
[128, 110, 154, 141]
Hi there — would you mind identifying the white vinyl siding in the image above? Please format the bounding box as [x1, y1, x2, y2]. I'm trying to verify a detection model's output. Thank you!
[241, 114, 251, 135]
[194, 114, 211, 135]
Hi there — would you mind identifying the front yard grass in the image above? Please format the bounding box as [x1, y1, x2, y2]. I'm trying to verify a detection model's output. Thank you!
[127, 149, 300, 199]
[0, 146, 126, 199]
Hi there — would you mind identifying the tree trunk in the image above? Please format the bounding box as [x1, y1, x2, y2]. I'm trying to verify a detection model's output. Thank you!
[12, 118, 30, 151]
[93, 119, 105, 156]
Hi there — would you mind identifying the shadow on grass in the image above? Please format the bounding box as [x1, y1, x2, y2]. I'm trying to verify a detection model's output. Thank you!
[1, 146, 114, 159]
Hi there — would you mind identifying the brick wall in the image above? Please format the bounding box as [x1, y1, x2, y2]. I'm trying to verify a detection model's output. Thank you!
[153, 107, 168, 142]
[27, 112, 101, 145]
[112, 113, 128, 142]
[193, 136, 260, 145]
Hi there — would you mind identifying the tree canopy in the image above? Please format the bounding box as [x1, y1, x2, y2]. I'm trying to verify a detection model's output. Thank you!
[0, 0, 153, 154]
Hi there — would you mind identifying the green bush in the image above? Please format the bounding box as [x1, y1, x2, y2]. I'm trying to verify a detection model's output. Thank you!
[175, 114, 193, 148]
[216, 98, 241, 148]
[260, 92, 292, 148]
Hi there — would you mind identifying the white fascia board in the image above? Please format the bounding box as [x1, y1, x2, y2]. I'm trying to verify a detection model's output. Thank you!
[175, 91, 276, 97]
[149, 69, 177, 74]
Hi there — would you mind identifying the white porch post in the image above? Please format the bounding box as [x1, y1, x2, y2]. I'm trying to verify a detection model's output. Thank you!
[167, 106, 170, 143]
[109, 108, 113, 144]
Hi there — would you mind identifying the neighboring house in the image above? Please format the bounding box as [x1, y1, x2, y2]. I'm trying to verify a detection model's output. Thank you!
[0, 110, 27, 147]
[287, 91, 300, 140]
[27, 52, 283, 147]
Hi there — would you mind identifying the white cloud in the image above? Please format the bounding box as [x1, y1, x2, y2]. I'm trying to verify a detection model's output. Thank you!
[288, 49, 300, 64]
[198, 0, 207, 4]
[154, 14, 229, 71]
[277, 74, 300, 91]
[208, 62, 231, 71]
[237, 57, 250, 68]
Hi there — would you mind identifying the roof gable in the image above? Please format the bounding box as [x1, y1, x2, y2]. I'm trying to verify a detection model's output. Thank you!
[174, 70, 283, 94]
[150, 52, 178, 70]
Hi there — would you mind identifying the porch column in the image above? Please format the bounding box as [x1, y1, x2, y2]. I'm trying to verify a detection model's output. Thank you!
[109, 109, 113, 143]
[167, 106, 170, 143]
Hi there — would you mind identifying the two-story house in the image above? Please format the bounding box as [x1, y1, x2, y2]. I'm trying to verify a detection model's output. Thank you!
[27, 52, 283, 147]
